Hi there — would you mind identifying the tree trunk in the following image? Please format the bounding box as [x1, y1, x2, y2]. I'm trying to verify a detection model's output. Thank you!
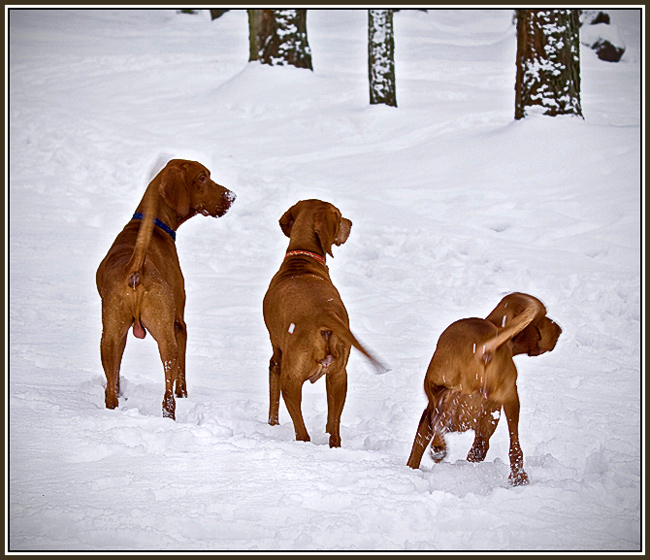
[368, 9, 397, 107]
[515, 9, 583, 119]
[248, 9, 313, 70]
[210, 10, 228, 21]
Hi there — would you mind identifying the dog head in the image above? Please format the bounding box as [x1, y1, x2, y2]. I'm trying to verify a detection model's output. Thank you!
[515, 316, 562, 356]
[486, 292, 562, 357]
[158, 159, 236, 219]
[279, 199, 352, 257]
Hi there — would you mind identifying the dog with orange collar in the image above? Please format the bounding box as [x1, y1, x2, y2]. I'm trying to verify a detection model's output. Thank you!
[263, 199, 387, 448]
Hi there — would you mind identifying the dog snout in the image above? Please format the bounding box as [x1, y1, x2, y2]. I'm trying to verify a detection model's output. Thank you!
[205, 183, 236, 217]
[219, 188, 236, 214]
[223, 188, 236, 207]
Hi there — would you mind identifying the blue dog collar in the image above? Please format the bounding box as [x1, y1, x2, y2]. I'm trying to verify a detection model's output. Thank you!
[132, 212, 177, 241]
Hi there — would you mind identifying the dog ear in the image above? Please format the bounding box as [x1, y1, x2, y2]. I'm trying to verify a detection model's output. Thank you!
[279, 205, 296, 238]
[315, 208, 342, 257]
[334, 217, 352, 246]
[160, 163, 190, 217]
[511, 326, 542, 356]
[529, 317, 562, 355]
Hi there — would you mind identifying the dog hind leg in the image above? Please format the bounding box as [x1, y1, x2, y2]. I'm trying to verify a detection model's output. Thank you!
[280, 366, 310, 442]
[325, 368, 347, 448]
[430, 433, 448, 463]
[100, 306, 130, 410]
[407, 406, 435, 468]
[100, 332, 127, 409]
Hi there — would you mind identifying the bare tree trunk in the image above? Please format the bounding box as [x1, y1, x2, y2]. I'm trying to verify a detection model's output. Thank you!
[248, 9, 313, 70]
[515, 9, 583, 119]
[210, 10, 228, 21]
[368, 9, 397, 107]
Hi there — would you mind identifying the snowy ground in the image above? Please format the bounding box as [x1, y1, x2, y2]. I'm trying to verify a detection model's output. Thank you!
[7, 8, 643, 552]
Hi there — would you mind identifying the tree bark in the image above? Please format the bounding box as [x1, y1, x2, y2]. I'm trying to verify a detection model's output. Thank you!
[515, 9, 583, 119]
[368, 9, 397, 107]
[248, 9, 313, 70]
[210, 10, 228, 21]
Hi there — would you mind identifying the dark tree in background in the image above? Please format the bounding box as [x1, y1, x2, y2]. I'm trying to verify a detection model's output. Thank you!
[210, 9, 228, 21]
[515, 9, 583, 120]
[368, 9, 397, 107]
[248, 9, 313, 70]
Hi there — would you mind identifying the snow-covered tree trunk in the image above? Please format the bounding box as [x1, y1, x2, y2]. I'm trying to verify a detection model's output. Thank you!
[368, 9, 397, 107]
[210, 9, 228, 21]
[515, 9, 583, 119]
[248, 9, 313, 70]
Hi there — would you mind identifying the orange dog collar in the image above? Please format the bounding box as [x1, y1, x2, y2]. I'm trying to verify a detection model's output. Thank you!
[285, 250, 327, 266]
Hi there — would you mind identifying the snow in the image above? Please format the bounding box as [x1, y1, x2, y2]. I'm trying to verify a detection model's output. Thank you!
[6, 8, 643, 552]
[581, 22, 626, 51]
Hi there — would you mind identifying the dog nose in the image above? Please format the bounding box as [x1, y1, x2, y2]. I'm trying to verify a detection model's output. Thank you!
[224, 189, 236, 206]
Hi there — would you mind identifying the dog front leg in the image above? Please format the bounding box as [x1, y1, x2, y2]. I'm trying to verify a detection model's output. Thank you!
[268, 349, 281, 426]
[155, 334, 180, 420]
[467, 405, 500, 463]
[174, 319, 188, 399]
[467, 434, 490, 464]
[161, 357, 178, 420]
[503, 396, 528, 486]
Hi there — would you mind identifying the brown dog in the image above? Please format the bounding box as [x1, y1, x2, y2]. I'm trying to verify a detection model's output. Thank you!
[263, 199, 386, 447]
[96, 159, 236, 420]
[406, 292, 561, 485]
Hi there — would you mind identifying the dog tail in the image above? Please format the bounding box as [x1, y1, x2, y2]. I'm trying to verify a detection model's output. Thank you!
[323, 315, 390, 374]
[124, 185, 157, 339]
[125, 182, 158, 289]
[126, 155, 174, 288]
[477, 302, 540, 364]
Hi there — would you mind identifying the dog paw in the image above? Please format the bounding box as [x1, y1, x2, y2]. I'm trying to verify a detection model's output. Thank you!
[162, 396, 176, 420]
[430, 446, 447, 463]
[508, 470, 529, 486]
[467, 447, 487, 463]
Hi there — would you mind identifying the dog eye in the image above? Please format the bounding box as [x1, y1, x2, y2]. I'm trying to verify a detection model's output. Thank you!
[198, 175, 207, 183]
